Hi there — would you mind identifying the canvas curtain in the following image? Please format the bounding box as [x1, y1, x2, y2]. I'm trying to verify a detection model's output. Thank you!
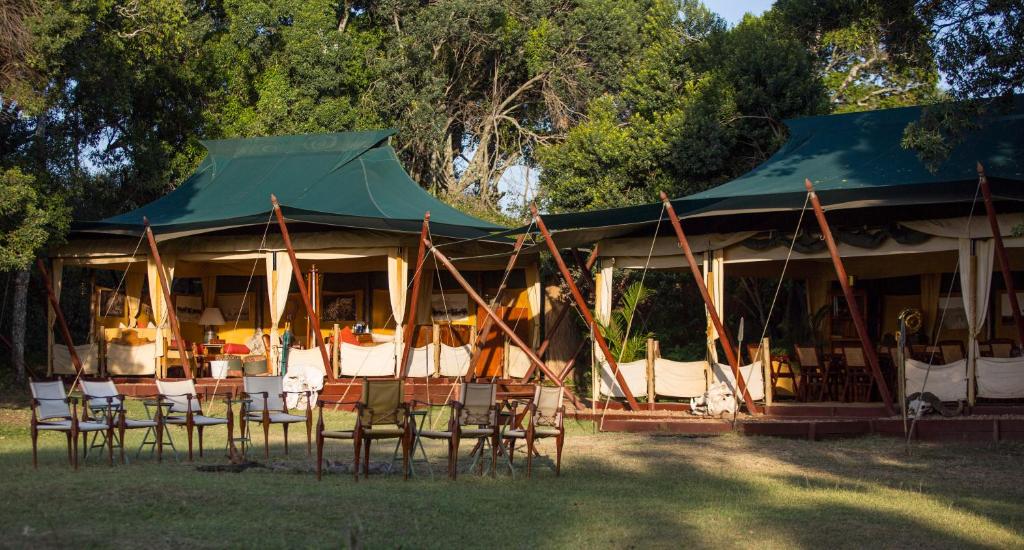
[704, 250, 725, 362]
[147, 254, 175, 357]
[958, 238, 994, 400]
[46, 259, 63, 374]
[265, 251, 293, 373]
[388, 247, 407, 363]
[415, 271, 435, 325]
[525, 263, 542, 347]
[920, 273, 941, 338]
[125, 268, 145, 327]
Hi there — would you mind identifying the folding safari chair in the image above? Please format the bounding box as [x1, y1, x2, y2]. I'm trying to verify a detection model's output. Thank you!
[353, 379, 412, 481]
[80, 379, 158, 464]
[450, 382, 504, 479]
[155, 379, 229, 461]
[502, 385, 565, 478]
[29, 380, 111, 469]
[793, 345, 828, 401]
[242, 376, 313, 458]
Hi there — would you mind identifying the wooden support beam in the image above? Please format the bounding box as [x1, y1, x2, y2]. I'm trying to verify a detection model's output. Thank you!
[425, 237, 584, 408]
[978, 163, 1024, 346]
[399, 214, 430, 379]
[531, 205, 640, 411]
[660, 193, 758, 413]
[520, 245, 600, 382]
[143, 219, 193, 379]
[804, 181, 894, 415]
[270, 196, 335, 381]
[37, 259, 83, 374]
[470, 233, 528, 378]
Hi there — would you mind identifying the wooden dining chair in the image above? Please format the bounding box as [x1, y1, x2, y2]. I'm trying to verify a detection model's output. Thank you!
[937, 340, 966, 363]
[242, 375, 313, 458]
[155, 379, 230, 462]
[793, 345, 828, 402]
[839, 346, 874, 402]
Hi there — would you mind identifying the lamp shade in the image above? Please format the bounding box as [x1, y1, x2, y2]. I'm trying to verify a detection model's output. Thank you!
[198, 307, 226, 326]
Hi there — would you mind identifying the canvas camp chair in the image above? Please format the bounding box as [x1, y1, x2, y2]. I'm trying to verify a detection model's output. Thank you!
[502, 385, 565, 478]
[80, 379, 158, 464]
[29, 380, 111, 469]
[313, 395, 362, 481]
[242, 376, 313, 458]
[449, 382, 502, 479]
[353, 379, 411, 481]
[981, 338, 1015, 358]
[839, 346, 874, 402]
[793, 345, 828, 402]
[155, 379, 229, 461]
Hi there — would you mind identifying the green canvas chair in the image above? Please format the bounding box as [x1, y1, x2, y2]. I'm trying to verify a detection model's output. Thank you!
[29, 380, 111, 469]
[503, 385, 565, 478]
[450, 382, 500, 479]
[353, 379, 411, 481]
[242, 376, 312, 458]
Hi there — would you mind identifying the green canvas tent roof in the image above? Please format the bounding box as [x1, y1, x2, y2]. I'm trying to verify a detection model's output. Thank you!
[73, 130, 504, 241]
[531, 96, 1024, 241]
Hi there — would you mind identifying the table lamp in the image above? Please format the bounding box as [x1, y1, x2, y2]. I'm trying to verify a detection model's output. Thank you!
[199, 307, 226, 344]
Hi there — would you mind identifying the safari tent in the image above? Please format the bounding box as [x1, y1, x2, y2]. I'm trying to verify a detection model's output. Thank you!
[47, 130, 544, 386]
[529, 97, 1024, 410]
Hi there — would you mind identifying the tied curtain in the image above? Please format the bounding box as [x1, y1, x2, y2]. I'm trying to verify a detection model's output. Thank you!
[388, 247, 408, 364]
[265, 251, 293, 374]
[703, 250, 725, 363]
[125, 268, 145, 327]
[146, 254, 175, 357]
[958, 238, 994, 398]
[525, 263, 542, 347]
[46, 259, 63, 374]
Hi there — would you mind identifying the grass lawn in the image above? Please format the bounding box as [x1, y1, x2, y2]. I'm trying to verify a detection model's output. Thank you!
[1, 394, 1022, 549]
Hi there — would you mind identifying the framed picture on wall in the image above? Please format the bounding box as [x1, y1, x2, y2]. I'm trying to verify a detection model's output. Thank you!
[323, 293, 358, 323]
[937, 295, 969, 330]
[174, 295, 203, 323]
[217, 294, 251, 323]
[97, 287, 126, 318]
[1000, 291, 1024, 324]
[431, 292, 470, 322]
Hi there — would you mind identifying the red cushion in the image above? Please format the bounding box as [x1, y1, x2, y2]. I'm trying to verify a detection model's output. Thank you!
[223, 343, 250, 355]
[339, 326, 359, 345]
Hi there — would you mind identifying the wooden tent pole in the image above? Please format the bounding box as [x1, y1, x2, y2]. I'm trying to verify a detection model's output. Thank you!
[399, 214, 430, 379]
[803, 181, 894, 414]
[143, 218, 193, 379]
[978, 163, 1024, 346]
[426, 237, 584, 408]
[37, 259, 83, 374]
[520, 245, 600, 382]
[660, 193, 757, 413]
[470, 233, 528, 378]
[270, 196, 335, 381]
[531, 205, 640, 411]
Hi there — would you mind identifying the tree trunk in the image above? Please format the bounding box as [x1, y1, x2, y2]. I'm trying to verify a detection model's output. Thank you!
[11, 268, 29, 382]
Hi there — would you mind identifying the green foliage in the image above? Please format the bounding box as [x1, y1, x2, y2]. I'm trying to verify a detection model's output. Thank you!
[0, 168, 68, 271]
[597, 281, 654, 363]
[539, 5, 827, 213]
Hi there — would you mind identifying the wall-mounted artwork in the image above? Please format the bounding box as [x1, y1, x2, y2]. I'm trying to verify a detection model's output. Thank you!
[174, 295, 203, 323]
[431, 292, 470, 322]
[323, 293, 358, 322]
[98, 288, 126, 318]
[217, 294, 251, 322]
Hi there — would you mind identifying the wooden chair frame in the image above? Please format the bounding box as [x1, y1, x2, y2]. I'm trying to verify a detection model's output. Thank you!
[241, 376, 313, 458]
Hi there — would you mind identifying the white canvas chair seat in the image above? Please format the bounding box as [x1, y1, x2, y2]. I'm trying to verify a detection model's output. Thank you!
[123, 418, 158, 429]
[362, 425, 405, 437]
[459, 427, 494, 437]
[504, 425, 559, 439]
[418, 428, 453, 439]
[246, 411, 306, 423]
[37, 420, 109, 432]
[164, 414, 228, 426]
[321, 429, 354, 440]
